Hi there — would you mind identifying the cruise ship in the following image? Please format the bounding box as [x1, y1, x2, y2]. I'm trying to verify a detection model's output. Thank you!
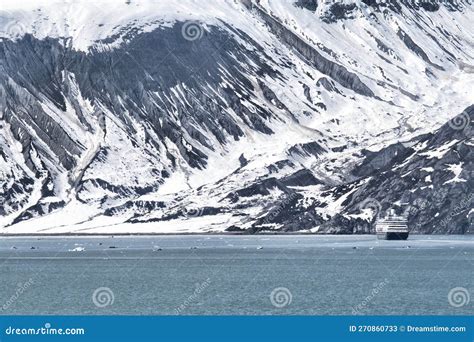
[375, 209, 409, 240]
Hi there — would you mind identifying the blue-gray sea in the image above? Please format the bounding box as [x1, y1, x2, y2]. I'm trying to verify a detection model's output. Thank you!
[0, 235, 472, 315]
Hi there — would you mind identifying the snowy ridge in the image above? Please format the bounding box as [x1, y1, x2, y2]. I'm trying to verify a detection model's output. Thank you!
[0, 0, 473, 234]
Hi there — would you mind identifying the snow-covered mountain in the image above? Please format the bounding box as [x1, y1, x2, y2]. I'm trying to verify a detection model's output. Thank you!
[0, 0, 472, 234]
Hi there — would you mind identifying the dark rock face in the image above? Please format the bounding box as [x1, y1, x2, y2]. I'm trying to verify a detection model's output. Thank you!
[397, 29, 444, 70]
[219, 106, 471, 235]
[321, 106, 473, 234]
[288, 141, 326, 158]
[1, 36, 84, 170]
[236, 177, 288, 198]
[320, 214, 371, 234]
[294, 0, 318, 12]
[316, 0, 468, 24]
[352, 143, 413, 178]
[250, 190, 323, 233]
[361, 0, 465, 13]
[0, 24, 287, 219]
[361, 0, 403, 12]
[321, 3, 358, 23]
[1, 1, 471, 235]
[316, 77, 341, 94]
[281, 169, 321, 187]
[418, 1, 441, 11]
[72, 24, 280, 168]
[250, 4, 375, 97]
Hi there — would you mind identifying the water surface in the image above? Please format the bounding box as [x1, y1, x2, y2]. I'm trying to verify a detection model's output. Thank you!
[0, 235, 472, 315]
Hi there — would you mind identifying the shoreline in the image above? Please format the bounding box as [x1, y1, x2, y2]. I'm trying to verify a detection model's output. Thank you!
[0, 232, 471, 238]
[0, 232, 324, 237]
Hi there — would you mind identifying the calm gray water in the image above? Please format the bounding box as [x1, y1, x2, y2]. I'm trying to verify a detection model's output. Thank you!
[0, 235, 472, 315]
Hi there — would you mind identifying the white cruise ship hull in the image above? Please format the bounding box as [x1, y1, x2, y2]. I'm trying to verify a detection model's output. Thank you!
[376, 217, 409, 240]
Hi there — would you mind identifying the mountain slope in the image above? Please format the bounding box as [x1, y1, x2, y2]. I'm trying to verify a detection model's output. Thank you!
[0, 0, 473, 233]
[320, 105, 473, 234]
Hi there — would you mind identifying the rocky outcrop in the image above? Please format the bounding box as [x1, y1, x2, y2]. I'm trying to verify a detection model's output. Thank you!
[249, 3, 375, 97]
[325, 106, 473, 234]
[0, 0, 472, 234]
[294, 0, 318, 12]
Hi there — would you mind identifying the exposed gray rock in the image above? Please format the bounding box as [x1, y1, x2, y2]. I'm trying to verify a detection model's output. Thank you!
[397, 29, 444, 70]
[294, 0, 318, 12]
[327, 105, 473, 234]
[1, 1, 471, 235]
[250, 4, 375, 97]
